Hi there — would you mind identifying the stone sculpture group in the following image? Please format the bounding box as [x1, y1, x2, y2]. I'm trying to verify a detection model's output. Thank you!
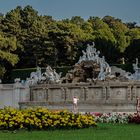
[23, 42, 140, 86]
[26, 66, 61, 85]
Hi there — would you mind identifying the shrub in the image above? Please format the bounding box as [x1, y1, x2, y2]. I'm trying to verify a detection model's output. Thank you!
[0, 107, 97, 130]
[0, 107, 24, 130]
[128, 113, 140, 124]
[92, 112, 130, 124]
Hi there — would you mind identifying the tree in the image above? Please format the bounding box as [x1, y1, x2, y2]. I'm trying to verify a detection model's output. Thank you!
[10, 6, 54, 68]
[47, 20, 95, 66]
[0, 33, 18, 78]
[2, 6, 22, 36]
[103, 15, 129, 53]
[88, 16, 119, 63]
[124, 39, 140, 63]
[126, 28, 140, 40]
[1, 5, 140, 72]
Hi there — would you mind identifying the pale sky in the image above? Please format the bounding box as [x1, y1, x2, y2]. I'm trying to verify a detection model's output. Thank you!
[0, 0, 140, 23]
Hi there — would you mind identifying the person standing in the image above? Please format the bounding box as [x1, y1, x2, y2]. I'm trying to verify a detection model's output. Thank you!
[73, 96, 79, 113]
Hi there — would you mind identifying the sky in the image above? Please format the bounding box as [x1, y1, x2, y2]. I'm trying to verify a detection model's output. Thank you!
[0, 0, 140, 23]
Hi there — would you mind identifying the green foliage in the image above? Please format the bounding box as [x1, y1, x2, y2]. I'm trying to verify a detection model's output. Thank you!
[103, 16, 129, 52]
[88, 16, 120, 63]
[124, 39, 140, 63]
[0, 32, 19, 78]
[127, 28, 140, 40]
[0, 66, 5, 78]
[1, 5, 140, 81]
[0, 34, 18, 64]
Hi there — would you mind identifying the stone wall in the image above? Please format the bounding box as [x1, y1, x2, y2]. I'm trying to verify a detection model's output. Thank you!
[0, 83, 30, 108]
[0, 81, 139, 112]
[19, 81, 140, 112]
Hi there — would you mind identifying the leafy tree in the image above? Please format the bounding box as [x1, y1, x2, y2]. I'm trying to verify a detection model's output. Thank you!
[48, 20, 94, 66]
[88, 16, 119, 63]
[1, 5, 140, 78]
[126, 28, 140, 40]
[70, 16, 85, 27]
[124, 39, 140, 63]
[2, 6, 22, 35]
[6, 6, 54, 68]
[0, 32, 18, 78]
[103, 16, 129, 53]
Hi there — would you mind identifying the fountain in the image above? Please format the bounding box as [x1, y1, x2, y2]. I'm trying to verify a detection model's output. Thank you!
[19, 43, 140, 112]
[63, 42, 111, 83]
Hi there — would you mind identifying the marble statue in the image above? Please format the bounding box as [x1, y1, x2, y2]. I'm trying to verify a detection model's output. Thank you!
[26, 66, 61, 85]
[71, 42, 112, 82]
[41, 66, 62, 84]
[77, 42, 100, 64]
[132, 58, 140, 81]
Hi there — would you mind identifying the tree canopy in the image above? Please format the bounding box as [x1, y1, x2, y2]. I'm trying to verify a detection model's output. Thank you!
[0, 5, 140, 79]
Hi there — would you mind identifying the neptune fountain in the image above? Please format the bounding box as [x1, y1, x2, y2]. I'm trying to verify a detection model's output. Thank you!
[26, 42, 140, 85]
[18, 43, 140, 112]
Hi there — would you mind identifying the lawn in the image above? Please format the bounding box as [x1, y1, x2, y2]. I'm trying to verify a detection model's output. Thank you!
[0, 123, 140, 140]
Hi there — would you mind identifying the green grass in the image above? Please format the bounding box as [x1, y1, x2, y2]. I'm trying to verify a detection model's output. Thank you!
[0, 123, 140, 140]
